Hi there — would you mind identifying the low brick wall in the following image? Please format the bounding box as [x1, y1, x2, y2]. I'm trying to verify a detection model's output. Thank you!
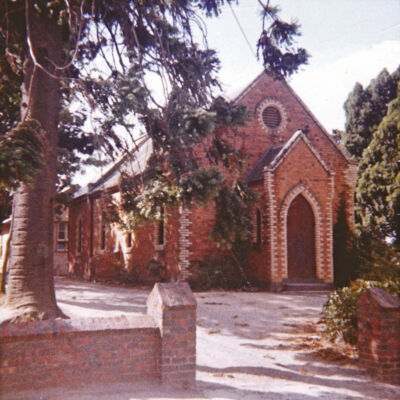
[357, 288, 400, 385]
[0, 282, 196, 393]
[147, 281, 196, 386]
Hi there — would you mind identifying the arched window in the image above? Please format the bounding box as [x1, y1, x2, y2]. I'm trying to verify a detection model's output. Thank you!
[158, 207, 165, 246]
[256, 209, 262, 246]
[100, 212, 106, 250]
[126, 232, 132, 248]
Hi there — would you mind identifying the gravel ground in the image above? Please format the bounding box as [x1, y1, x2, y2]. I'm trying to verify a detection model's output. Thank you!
[4, 277, 400, 400]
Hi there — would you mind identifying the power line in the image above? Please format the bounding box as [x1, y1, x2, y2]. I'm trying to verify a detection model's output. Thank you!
[228, 3, 258, 61]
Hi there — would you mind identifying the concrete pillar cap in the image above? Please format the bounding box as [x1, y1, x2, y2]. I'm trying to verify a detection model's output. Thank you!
[147, 282, 197, 310]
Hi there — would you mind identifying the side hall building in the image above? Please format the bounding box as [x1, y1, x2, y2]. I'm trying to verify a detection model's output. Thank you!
[68, 72, 357, 290]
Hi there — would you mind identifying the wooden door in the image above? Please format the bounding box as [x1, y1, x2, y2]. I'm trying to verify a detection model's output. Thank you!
[287, 195, 316, 279]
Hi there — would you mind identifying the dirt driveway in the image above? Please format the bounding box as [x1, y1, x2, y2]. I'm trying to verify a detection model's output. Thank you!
[7, 278, 400, 400]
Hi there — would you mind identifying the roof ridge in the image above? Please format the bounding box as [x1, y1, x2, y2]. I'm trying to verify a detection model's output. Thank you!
[281, 80, 355, 164]
[233, 71, 355, 165]
[89, 136, 150, 192]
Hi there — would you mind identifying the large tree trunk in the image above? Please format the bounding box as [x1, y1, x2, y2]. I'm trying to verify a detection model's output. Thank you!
[4, 4, 66, 321]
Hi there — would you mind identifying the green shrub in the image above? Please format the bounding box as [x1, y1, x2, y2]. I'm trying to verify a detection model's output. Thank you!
[189, 254, 249, 290]
[323, 279, 400, 345]
[333, 194, 358, 287]
[353, 230, 400, 281]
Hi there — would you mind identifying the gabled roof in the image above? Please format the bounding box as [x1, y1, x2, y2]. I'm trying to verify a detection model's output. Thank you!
[232, 71, 266, 104]
[269, 130, 333, 174]
[243, 131, 334, 184]
[243, 145, 284, 183]
[73, 136, 152, 199]
[233, 71, 356, 165]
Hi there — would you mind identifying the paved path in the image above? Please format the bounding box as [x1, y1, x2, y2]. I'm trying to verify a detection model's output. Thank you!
[5, 278, 400, 400]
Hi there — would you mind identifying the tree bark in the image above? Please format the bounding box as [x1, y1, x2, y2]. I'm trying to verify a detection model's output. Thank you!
[0, 221, 11, 294]
[4, 4, 66, 320]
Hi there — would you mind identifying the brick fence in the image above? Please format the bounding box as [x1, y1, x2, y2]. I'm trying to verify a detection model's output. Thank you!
[357, 288, 400, 385]
[0, 282, 196, 394]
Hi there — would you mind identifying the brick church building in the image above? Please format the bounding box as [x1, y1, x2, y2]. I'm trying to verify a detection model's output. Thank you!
[68, 72, 357, 289]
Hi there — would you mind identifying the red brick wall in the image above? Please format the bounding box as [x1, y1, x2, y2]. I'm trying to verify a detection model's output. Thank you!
[272, 138, 333, 283]
[184, 74, 354, 286]
[357, 288, 400, 385]
[67, 73, 356, 287]
[0, 283, 197, 393]
[246, 137, 335, 286]
[0, 316, 161, 393]
[147, 282, 196, 387]
[159, 209, 181, 280]
[187, 204, 217, 263]
[235, 73, 355, 224]
[246, 182, 271, 285]
[123, 208, 181, 282]
[68, 194, 182, 283]
[235, 75, 343, 166]
[274, 140, 330, 206]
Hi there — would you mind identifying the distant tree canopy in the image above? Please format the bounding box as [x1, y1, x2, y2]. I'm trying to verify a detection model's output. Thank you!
[339, 66, 400, 248]
[328, 68, 400, 343]
[356, 86, 400, 248]
[341, 67, 400, 160]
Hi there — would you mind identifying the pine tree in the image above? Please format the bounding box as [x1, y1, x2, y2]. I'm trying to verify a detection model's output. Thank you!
[341, 66, 400, 159]
[356, 86, 400, 247]
[0, 0, 308, 321]
[333, 194, 357, 287]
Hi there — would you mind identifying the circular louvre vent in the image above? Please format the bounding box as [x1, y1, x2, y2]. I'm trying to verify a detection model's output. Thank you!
[262, 106, 281, 129]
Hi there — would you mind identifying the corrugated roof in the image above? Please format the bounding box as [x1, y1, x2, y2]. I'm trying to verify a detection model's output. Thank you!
[73, 136, 152, 198]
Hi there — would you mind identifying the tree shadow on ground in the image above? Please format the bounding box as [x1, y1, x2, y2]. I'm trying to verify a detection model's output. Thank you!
[57, 298, 146, 314]
[196, 365, 400, 400]
[56, 280, 327, 340]
[195, 291, 327, 340]
[197, 379, 368, 400]
[55, 279, 149, 317]
[276, 360, 364, 380]
[55, 278, 151, 295]
[3, 382, 206, 400]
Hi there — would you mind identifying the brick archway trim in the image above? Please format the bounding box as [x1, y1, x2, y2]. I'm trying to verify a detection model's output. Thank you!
[280, 183, 324, 280]
[264, 132, 335, 283]
[256, 97, 288, 135]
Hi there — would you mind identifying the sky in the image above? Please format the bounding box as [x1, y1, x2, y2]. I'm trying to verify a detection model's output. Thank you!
[204, 0, 400, 132]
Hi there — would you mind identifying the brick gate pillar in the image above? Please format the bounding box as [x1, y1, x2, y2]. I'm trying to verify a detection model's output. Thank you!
[147, 282, 197, 388]
[357, 288, 400, 384]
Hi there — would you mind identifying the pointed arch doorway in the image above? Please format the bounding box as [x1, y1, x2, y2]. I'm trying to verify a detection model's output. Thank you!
[287, 194, 316, 279]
